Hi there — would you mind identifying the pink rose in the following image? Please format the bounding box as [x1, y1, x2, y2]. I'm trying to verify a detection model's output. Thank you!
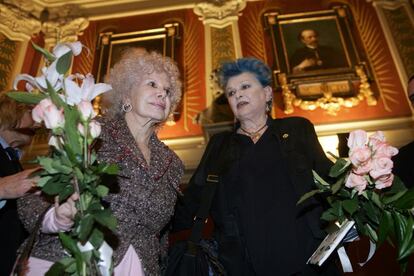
[375, 173, 394, 189]
[369, 131, 385, 143]
[78, 121, 101, 139]
[89, 121, 101, 138]
[32, 98, 54, 123]
[345, 172, 368, 194]
[77, 100, 96, 121]
[370, 156, 393, 179]
[347, 130, 368, 150]
[374, 143, 398, 158]
[352, 160, 372, 175]
[78, 123, 86, 136]
[349, 146, 371, 167]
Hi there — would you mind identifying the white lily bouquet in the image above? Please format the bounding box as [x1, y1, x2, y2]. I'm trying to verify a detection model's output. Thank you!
[8, 41, 118, 276]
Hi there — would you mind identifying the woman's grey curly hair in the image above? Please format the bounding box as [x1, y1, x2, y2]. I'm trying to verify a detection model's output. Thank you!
[103, 48, 182, 121]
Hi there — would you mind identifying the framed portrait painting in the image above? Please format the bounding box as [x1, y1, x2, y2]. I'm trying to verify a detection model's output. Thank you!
[95, 23, 181, 83]
[264, 6, 376, 114]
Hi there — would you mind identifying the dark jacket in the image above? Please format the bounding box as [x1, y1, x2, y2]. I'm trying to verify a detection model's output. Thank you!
[173, 117, 334, 275]
[0, 144, 26, 276]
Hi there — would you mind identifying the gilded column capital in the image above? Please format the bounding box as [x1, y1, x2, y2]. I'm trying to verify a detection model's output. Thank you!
[194, 0, 246, 22]
[42, 17, 89, 47]
[0, 3, 41, 41]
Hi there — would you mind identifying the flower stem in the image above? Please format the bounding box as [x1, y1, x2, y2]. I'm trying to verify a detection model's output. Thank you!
[83, 121, 89, 168]
[73, 177, 85, 216]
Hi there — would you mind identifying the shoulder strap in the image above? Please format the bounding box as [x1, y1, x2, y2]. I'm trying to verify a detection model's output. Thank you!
[188, 133, 231, 243]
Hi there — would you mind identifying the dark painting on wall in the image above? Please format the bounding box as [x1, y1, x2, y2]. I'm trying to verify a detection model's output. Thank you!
[281, 18, 351, 75]
[96, 23, 180, 82]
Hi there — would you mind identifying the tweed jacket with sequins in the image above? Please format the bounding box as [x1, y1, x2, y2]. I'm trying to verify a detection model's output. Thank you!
[17, 117, 184, 275]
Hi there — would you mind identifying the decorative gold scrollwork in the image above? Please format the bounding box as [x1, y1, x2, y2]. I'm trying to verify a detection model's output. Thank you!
[279, 64, 377, 115]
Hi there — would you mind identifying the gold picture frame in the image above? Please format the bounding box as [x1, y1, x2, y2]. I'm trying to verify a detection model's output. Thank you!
[265, 6, 376, 115]
[96, 22, 180, 83]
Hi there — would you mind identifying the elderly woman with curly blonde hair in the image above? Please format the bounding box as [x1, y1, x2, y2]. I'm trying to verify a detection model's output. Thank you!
[17, 48, 184, 275]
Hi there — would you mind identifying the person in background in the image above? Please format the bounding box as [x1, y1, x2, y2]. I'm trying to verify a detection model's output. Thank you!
[17, 48, 184, 275]
[393, 75, 414, 189]
[0, 92, 38, 276]
[173, 57, 339, 275]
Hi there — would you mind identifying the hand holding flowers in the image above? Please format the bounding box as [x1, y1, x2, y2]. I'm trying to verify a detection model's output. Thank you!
[8, 41, 118, 276]
[299, 129, 414, 272]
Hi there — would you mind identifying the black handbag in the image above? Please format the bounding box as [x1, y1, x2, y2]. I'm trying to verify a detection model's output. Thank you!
[164, 174, 226, 276]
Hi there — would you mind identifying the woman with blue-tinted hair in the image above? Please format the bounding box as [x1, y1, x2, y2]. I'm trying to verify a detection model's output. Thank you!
[173, 57, 339, 275]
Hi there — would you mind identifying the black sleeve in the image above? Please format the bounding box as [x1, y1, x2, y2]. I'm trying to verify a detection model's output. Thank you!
[172, 133, 224, 232]
[303, 118, 333, 178]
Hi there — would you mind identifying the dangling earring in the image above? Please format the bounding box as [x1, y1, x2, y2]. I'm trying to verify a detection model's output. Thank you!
[266, 99, 273, 112]
[122, 103, 132, 113]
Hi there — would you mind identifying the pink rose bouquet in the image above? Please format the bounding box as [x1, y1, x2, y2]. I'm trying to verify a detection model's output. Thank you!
[7, 42, 118, 276]
[299, 129, 414, 272]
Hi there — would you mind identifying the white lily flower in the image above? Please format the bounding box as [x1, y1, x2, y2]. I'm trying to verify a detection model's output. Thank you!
[53, 41, 83, 58]
[13, 60, 63, 92]
[63, 73, 112, 106]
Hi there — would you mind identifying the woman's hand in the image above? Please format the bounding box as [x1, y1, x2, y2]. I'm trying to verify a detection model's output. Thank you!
[54, 193, 79, 227]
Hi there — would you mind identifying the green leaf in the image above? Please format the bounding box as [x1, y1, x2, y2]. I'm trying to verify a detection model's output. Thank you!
[364, 201, 380, 225]
[96, 185, 109, 197]
[31, 41, 55, 62]
[366, 223, 378, 243]
[329, 158, 351, 178]
[98, 163, 119, 175]
[37, 175, 53, 188]
[59, 185, 74, 202]
[297, 189, 321, 205]
[393, 212, 408, 246]
[73, 167, 84, 182]
[399, 215, 414, 260]
[89, 228, 104, 248]
[56, 51, 72, 74]
[321, 209, 338, 221]
[382, 191, 405, 205]
[313, 170, 330, 187]
[42, 178, 68, 195]
[343, 197, 358, 215]
[331, 176, 344, 194]
[6, 91, 47, 104]
[399, 237, 414, 261]
[38, 157, 59, 173]
[63, 106, 82, 156]
[393, 189, 414, 210]
[371, 192, 382, 209]
[78, 214, 94, 243]
[59, 233, 84, 273]
[93, 209, 117, 231]
[45, 262, 65, 276]
[377, 210, 393, 246]
[51, 158, 73, 174]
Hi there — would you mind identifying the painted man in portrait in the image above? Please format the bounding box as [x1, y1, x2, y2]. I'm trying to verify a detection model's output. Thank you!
[290, 29, 348, 73]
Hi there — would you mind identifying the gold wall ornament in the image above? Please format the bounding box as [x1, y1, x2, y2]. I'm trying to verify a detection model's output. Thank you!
[277, 72, 296, 114]
[194, 0, 246, 21]
[0, 2, 41, 41]
[42, 17, 89, 49]
[278, 65, 377, 115]
[355, 64, 377, 106]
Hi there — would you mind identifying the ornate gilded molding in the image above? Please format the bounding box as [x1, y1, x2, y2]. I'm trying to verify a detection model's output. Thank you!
[0, 2, 41, 41]
[0, 1, 89, 47]
[194, 0, 245, 106]
[42, 17, 89, 47]
[372, 0, 414, 86]
[194, 0, 246, 22]
[279, 65, 377, 115]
